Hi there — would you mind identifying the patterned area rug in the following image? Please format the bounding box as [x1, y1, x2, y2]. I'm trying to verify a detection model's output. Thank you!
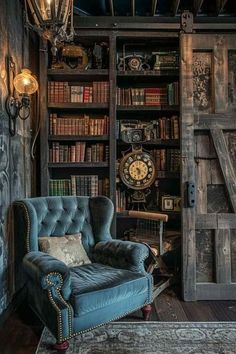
[36, 321, 236, 354]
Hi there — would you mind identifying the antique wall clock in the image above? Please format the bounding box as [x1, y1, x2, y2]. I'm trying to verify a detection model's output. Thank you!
[119, 145, 156, 209]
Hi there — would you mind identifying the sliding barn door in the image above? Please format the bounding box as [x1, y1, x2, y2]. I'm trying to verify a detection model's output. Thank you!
[181, 33, 236, 300]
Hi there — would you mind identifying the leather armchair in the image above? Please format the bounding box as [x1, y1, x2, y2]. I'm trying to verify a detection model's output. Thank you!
[13, 196, 153, 352]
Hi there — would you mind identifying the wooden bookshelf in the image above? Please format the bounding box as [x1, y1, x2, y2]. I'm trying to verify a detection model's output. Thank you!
[40, 30, 180, 238]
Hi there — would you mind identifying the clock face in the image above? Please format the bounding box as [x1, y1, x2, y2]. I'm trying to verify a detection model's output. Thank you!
[119, 151, 156, 190]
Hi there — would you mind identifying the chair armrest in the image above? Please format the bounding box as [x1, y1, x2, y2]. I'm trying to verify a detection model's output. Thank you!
[93, 240, 149, 274]
[125, 210, 168, 222]
[23, 251, 71, 300]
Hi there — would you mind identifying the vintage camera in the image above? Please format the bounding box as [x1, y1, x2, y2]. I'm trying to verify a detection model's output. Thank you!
[120, 120, 146, 143]
[161, 196, 181, 212]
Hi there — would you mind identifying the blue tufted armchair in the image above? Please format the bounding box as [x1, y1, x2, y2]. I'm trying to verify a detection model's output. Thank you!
[13, 196, 153, 352]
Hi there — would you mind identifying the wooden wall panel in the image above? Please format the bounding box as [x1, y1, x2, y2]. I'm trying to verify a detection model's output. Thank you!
[193, 52, 212, 113]
[0, 0, 32, 316]
[207, 185, 232, 213]
[196, 229, 214, 282]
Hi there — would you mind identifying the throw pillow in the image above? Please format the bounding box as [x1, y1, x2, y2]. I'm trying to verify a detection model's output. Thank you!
[39, 234, 91, 267]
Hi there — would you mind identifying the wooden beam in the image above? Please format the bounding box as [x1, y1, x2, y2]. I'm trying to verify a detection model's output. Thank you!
[131, 0, 135, 16]
[109, 0, 114, 16]
[210, 129, 236, 213]
[194, 115, 236, 130]
[216, 0, 229, 15]
[172, 0, 181, 16]
[180, 34, 196, 301]
[152, 0, 158, 16]
[193, 0, 204, 16]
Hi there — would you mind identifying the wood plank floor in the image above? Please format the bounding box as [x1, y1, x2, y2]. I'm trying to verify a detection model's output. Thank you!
[1, 287, 236, 354]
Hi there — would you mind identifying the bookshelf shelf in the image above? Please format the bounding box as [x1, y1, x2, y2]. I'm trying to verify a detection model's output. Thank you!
[48, 162, 109, 168]
[117, 105, 179, 112]
[48, 69, 109, 81]
[48, 103, 109, 110]
[118, 139, 180, 147]
[117, 70, 179, 77]
[49, 135, 109, 141]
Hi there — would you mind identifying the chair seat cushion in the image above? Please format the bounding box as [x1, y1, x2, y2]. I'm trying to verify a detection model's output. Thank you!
[69, 263, 149, 317]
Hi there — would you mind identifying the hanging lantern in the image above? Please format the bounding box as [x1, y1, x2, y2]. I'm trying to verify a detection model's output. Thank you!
[24, 0, 74, 55]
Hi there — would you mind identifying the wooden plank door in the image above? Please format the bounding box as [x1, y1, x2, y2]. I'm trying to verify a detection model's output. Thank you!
[181, 33, 236, 300]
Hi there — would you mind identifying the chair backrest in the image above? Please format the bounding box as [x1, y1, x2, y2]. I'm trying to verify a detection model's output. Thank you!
[13, 195, 114, 258]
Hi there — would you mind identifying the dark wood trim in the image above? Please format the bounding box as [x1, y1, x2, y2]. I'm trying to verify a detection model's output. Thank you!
[47, 69, 109, 81]
[109, 32, 117, 236]
[118, 139, 180, 147]
[117, 70, 179, 77]
[48, 103, 109, 109]
[48, 135, 109, 141]
[74, 16, 236, 31]
[39, 39, 49, 196]
[48, 162, 109, 168]
[117, 105, 179, 112]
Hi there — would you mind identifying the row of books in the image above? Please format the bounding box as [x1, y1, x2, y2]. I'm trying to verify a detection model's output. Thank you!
[48, 81, 109, 103]
[116, 188, 127, 212]
[49, 176, 109, 197]
[49, 142, 109, 163]
[49, 114, 109, 136]
[48, 81, 178, 106]
[151, 149, 180, 172]
[167, 82, 179, 106]
[116, 83, 179, 106]
[155, 115, 179, 140]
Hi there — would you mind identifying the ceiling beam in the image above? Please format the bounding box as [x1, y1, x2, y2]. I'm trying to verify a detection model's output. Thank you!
[152, 0, 158, 16]
[131, 0, 135, 16]
[109, 0, 114, 16]
[172, 0, 181, 16]
[216, 0, 229, 15]
[194, 0, 204, 16]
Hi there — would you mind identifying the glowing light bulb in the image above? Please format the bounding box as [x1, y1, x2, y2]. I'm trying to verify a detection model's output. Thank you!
[13, 69, 38, 95]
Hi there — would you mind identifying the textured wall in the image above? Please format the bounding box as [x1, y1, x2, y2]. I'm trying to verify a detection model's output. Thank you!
[0, 0, 31, 315]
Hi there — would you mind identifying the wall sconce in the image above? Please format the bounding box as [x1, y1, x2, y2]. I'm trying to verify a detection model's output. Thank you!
[24, 0, 74, 55]
[5, 57, 39, 136]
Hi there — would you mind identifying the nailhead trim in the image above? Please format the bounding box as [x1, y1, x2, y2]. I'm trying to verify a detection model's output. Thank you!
[59, 300, 152, 342]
